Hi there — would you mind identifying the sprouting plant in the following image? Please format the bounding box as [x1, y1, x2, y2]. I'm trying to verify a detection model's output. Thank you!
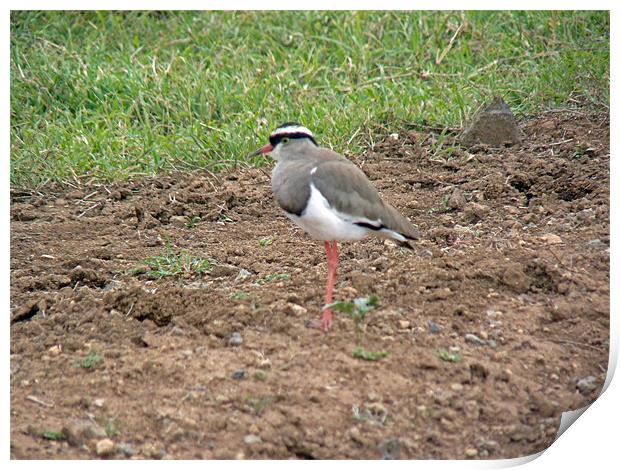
[259, 237, 273, 247]
[437, 349, 462, 363]
[74, 350, 103, 369]
[327, 295, 379, 334]
[327, 295, 388, 360]
[132, 241, 212, 279]
[231, 291, 249, 300]
[352, 347, 389, 361]
[186, 215, 201, 228]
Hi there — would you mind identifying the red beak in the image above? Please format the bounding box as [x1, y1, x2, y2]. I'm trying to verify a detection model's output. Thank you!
[249, 143, 274, 158]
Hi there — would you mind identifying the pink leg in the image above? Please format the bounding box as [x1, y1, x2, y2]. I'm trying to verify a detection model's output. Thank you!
[307, 241, 339, 332]
[313, 241, 338, 332]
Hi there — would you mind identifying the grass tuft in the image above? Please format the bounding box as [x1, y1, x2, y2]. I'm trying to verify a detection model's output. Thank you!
[133, 243, 212, 279]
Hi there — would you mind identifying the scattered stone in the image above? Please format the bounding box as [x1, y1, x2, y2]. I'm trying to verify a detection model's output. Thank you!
[48, 344, 63, 356]
[448, 188, 467, 211]
[463, 202, 490, 223]
[576, 208, 595, 221]
[460, 96, 522, 148]
[228, 332, 243, 347]
[62, 420, 107, 447]
[347, 427, 365, 445]
[235, 269, 252, 281]
[243, 434, 262, 445]
[463, 400, 480, 420]
[232, 369, 247, 380]
[93, 398, 105, 408]
[450, 383, 464, 392]
[379, 437, 406, 460]
[428, 287, 452, 301]
[496, 368, 512, 382]
[116, 442, 134, 457]
[398, 320, 411, 329]
[96, 438, 115, 457]
[587, 239, 605, 248]
[420, 248, 434, 258]
[170, 326, 185, 336]
[576, 376, 598, 395]
[465, 447, 478, 458]
[169, 215, 188, 227]
[428, 320, 442, 334]
[540, 233, 563, 244]
[288, 303, 308, 316]
[142, 443, 166, 459]
[464, 333, 486, 346]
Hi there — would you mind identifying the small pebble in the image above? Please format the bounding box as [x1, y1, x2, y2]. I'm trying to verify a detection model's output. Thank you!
[244, 434, 262, 445]
[464, 333, 486, 346]
[450, 383, 464, 392]
[428, 320, 442, 334]
[232, 369, 247, 380]
[576, 376, 598, 395]
[228, 332, 243, 347]
[420, 249, 433, 258]
[465, 448, 478, 458]
[96, 438, 115, 457]
[540, 233, 562, 244]
[399, 320, 411, 329]
[48, 344, 62, 356]
[93, 398, 105, 408]
[116, 442, 134, 457]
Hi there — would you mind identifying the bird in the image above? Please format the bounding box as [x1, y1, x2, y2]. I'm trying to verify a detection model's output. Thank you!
[250, 122, 421, 332]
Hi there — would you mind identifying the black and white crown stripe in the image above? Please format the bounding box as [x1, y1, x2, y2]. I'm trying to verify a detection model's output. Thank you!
[269, 123, 317, 146]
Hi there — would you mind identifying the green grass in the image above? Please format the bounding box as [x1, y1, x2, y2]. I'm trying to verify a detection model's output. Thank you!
[132, 244, 212, 278]
[74, 350, 103, 369]
[11, 11, 609, 187]
[352, 347, 389, 361]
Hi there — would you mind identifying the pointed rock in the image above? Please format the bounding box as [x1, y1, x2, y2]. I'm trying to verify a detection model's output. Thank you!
[460, 96, 523, 148]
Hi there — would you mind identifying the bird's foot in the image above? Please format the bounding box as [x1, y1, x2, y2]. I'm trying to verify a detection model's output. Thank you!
[306, 309, 333, 333]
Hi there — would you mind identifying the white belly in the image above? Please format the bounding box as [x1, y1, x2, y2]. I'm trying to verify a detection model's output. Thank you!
[287, 184, 370, 241]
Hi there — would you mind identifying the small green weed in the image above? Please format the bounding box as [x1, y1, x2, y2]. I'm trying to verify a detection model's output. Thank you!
[437, 350, 462, 363]
[185, 215, 201, 228]
[134, 242, 212, 279]
[328, 296, 387, 359]
[42, 430, 66, 441]
[74, 350, 103, 369]
[104, 418, 120, 437]
[246, 395, 276, 415]
[259, 237, 273, 247]
[352, 347, 389, 361]
[254, 371, 268, 381]
[231, 291, 249, 300]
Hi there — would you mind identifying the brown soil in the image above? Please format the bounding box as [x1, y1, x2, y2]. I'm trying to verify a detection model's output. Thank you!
[10, 111, 610, 460]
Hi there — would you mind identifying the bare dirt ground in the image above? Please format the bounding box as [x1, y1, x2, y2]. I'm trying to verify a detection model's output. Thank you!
[10, 111, 610, 460]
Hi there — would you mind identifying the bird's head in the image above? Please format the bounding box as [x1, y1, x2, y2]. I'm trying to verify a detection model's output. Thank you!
[249, 122, 317, 160]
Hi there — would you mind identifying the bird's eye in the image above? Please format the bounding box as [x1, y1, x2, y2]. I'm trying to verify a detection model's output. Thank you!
[281, 137, 290, 144]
